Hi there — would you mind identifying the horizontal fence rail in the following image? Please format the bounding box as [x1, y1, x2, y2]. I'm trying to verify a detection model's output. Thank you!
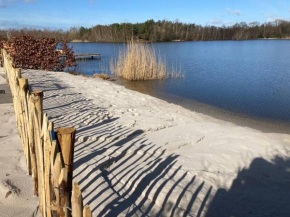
[2, 49, 92, 217]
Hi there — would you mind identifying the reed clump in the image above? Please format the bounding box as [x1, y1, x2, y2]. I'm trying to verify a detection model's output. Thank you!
[110, 41, 183, 81]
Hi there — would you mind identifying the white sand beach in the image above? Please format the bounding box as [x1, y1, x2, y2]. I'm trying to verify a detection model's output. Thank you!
[1, 68, 290, 216]
[0, 70, 40, 217]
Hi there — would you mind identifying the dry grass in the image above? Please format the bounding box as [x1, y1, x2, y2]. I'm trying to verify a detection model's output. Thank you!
[93, 73, 110, 80]
[110, 41, 183, 81]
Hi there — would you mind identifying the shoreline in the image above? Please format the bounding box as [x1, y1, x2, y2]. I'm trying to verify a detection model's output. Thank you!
[70, 72, 290, 134]
[69, 38, 290, 43]
[119, 82, 290, 134]
[21, 69, 290, 216]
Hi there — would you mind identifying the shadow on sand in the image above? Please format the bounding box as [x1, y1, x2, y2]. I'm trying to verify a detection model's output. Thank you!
[73, 135, 214, 217]
[24, 70, 290, 217]
[206, 156, 290, 217]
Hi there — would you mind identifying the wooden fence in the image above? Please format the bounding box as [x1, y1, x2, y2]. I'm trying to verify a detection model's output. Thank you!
[2, 49, 92, 217]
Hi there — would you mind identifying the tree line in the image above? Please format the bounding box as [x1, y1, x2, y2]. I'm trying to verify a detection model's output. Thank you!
[2, 19, 290, 42]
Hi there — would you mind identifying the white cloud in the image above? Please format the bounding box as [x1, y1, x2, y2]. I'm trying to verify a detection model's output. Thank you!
[265, 13, 283, 22]
[208, 18, 233, 25]
[226, 8, 242, 16]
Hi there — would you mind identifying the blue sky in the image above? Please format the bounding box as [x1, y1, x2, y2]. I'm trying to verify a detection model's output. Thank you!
[0, 0, 290, 29]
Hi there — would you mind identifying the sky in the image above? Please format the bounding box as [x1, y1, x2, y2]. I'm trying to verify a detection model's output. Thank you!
[0, 0, 290, 29]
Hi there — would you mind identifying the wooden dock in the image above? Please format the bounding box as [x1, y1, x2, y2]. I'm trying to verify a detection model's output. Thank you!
[59, 52, 101, 60]
[74, 53, 101, 60]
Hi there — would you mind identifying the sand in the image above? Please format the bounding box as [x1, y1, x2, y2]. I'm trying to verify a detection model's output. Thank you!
[0, 69, 40, 217]
[0, 104, 40, 217]
[1, 67, 290, 217]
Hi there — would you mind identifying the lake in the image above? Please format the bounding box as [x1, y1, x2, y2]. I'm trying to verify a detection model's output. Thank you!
[68, 40, 290, 132]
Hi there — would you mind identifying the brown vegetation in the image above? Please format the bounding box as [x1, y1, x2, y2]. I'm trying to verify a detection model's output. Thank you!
[110, 41, 182, 81]
[0, 35, 6, 66]
[3, 36, 75, 71]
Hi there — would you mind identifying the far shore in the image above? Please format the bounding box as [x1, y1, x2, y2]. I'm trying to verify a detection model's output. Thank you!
[69, 38, 290, 43]
[70, 39, 90, 43]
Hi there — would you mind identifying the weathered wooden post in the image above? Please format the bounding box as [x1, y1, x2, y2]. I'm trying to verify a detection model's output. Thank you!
[28, 94, 38, 195]
[55, 127, 76, 217]
[31, 90, 45, 215]
[41, 114, 49, 217]
[12, 68, 21, 134]
[31, 91, 43, 128]
[18, 77, 31, 174]
[59, 167, 69, 217]
[83, 205, 92, 217]
[52, 152, 63, 216]
[55, 127, 76, 191]
[15, 77, 25, 153]
[72, 182, 83, 217]
[45, 122, 54, 217]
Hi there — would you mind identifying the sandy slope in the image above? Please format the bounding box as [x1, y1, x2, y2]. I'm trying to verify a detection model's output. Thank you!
[15, 69, 290, 216]
[0, 69, 39, 217]
[0, 103, 40, 217]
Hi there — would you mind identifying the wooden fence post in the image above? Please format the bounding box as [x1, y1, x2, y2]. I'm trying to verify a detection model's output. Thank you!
[18, 77, 31, 174]
[15, 77, 25, 155]
[45, 122, 54, 217]
[32, 91, 43, 128]
[83, 205, 92, 217]
[28, 94, 38, 195]
[72, 182, 83, 217]
[12, 68, 21, 134]
[52, 152, 63, 216]
[59, 167, 69, 217]
[31, 90, 45, 215]
[55, 128, 76, 185]
[41, 113, 49, 217]
[55, 127, 76, 217]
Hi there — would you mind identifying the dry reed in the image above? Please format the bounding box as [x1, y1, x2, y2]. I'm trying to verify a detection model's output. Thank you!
[93, 73, 110, 80]
[110, 41, 183, 81]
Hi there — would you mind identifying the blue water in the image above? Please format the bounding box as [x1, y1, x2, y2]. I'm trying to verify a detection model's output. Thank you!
[69, 40, 290, 124]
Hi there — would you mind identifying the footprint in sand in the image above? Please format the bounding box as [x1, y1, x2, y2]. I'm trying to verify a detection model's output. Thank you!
[0, 180, 21, 199]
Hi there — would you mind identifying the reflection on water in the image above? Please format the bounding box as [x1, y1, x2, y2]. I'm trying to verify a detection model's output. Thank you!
[69, 41, 290, 133]
[118, 79, 167, 96]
